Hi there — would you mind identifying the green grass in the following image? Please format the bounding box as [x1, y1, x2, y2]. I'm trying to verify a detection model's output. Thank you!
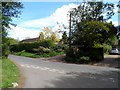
[13, 51, 65, 58]
[2, 58, 20, 88]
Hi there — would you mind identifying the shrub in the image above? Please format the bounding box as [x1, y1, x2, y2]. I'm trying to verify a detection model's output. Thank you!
[33, 46, 51, 53]
[65, 47, 104, 63]
[10, 40, 54, 53]
[43, 48, 51, 53]
[64, 57, 75, 63]
[41, 39, 54, 48]
[76, 56, 90, 64]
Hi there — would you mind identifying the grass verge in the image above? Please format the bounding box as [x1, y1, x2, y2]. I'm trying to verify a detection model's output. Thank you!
[13, 51, 65, 58]
[2, 58, 20, 88]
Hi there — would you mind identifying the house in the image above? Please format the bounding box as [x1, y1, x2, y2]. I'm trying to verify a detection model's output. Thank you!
[20, 37, 39, 43]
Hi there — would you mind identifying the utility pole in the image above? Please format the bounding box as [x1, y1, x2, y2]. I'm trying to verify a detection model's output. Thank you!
[69, 11, 72, 49]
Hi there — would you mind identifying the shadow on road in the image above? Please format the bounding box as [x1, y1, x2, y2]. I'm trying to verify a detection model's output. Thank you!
[44, 71, 118, 88]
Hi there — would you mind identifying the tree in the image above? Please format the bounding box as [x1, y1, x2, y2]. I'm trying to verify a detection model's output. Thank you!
[1, 2, 23, 57]
[39, 32, 44, 41]
[70, 1, 115, 23]
[62, 31, 68, 44]
[69, 1, 116, 48]
[69, 1, 115, 36]
[50, 32, 57, 42]
[43, 27, 52, 39]
[73, 21, 116, 47]
[7, 37, 18, 45]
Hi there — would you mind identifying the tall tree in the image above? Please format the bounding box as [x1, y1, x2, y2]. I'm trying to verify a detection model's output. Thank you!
[69, 1, 116, 48]
[1, 1, 23, 57]
[70, 1, 115, 35]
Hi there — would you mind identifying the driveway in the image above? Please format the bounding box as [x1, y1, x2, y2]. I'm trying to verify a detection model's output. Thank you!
[8, 55, 119, 88]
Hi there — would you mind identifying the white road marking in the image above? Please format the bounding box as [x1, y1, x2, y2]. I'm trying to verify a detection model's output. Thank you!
[35, 66, 40, 69]
[30, 65, 37, 69]
[58, 70, 66, 74]
[26, 65, 30, 68]
[20, 64, 25, 67]
[20, 64, 66, 74]
[40, 67, 48, 70]
[90, 77, 96, 79]
[43, 67, 50, 70]
[49, 69, 58, 72]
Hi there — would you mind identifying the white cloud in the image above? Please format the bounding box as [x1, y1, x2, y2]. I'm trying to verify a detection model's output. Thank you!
[8, 25, 40, 41]
[19, 3, 78, 29]
[112, 21, 120, 26]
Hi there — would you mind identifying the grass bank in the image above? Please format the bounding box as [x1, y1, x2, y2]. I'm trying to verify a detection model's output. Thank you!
[13, 51, 65, 58]
[2, 58, 20, 88]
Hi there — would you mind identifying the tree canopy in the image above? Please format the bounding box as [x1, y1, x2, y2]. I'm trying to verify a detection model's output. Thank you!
[69, 1, 117, 48]
[1, 1, 23, 57]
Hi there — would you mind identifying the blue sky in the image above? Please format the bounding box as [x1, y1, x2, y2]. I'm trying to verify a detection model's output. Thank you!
[9, 2, 119, 40]
[13, 2, 74, 24]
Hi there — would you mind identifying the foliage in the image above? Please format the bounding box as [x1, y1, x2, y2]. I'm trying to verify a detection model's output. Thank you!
[42, 39, 54, 48]
[2, 59, 20, 88]
[43, 27, 52, 39]
[42, 27, 60, 42]
[61, 31, 68, 44]
[70, 1, 115, 24]
[2, 2, 23, 57]
[65, 47, 104, 63]
[64, 56, 90, 64]
[10, 40, 54, 53]
[77, 56, 90, 64]
[39, 32, 44, 41]
[7, 37, 18, 45]
[13, 50, 64, 58]
[94, 43, 112, 54]
[33, 46, 50, 53]
[73, 21, 116, 48]
[50, 32, 57, 42]
[69, 1, 116, 48]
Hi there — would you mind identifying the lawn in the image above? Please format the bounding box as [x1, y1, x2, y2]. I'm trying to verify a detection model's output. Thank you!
[2, 58, 20, 88]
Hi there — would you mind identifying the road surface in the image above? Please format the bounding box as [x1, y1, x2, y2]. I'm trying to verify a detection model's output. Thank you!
[8, 55, 119, 88]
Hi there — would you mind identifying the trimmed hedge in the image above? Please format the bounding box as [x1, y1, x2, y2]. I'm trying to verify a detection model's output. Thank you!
[10, 40, 54, 53]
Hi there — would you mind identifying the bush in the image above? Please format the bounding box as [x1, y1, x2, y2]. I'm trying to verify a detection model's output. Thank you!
[41, 39, 54, 48]
[64, 57, 75, 63]
[10, 40, 54, 53]
[65, 47, 104, 63]
[76, 56, 90, 64]
[33, 46, 51, 53]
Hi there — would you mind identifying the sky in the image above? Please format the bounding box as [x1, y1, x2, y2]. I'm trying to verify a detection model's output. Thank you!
[8, 1, 119, 41]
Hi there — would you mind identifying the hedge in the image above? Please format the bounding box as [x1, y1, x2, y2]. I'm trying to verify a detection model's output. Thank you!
[10, 40, 54, 53]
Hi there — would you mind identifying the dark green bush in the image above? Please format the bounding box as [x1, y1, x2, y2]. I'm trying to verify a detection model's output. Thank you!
[64, 57, 75, 63]
[10, 42, 41, 53]
[65, 47, 104, 63]
[10, 40, 54, 53]
[41, 39, 54, 48]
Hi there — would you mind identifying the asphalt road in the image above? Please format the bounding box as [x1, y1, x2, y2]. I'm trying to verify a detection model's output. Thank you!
[8, 54, 119, 88]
